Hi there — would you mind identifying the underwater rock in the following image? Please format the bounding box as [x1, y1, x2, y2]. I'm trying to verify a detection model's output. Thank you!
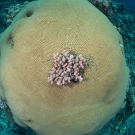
[88, 0, 113, 16]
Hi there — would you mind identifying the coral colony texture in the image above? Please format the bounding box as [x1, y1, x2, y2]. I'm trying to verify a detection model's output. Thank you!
[0, 98, 8, 109]
[0, 0, 130, 135]
[5, 1, 29, 26]
[88, 0, 113, 16]
[48, 50, 87, 87]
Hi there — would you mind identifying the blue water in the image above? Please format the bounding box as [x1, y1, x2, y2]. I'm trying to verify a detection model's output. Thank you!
[115, 0, 135, 10]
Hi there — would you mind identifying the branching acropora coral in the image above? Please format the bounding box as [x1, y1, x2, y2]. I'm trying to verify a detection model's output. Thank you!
[48, 50, 87, 87]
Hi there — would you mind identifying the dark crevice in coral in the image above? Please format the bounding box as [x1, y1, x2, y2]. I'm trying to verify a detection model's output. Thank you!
[26, 10, 33, 17]
[7, 34, 14, 48]
[26, 119, 33, 123]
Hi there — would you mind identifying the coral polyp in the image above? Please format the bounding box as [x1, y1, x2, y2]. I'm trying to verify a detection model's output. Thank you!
[48, 50, 87, 87]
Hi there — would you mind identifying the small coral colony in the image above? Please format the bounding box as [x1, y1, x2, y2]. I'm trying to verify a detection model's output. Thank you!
[48, 50, 88, 87]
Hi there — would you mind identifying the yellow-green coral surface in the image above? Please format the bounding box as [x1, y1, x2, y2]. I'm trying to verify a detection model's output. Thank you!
[0, 0, 129, 135]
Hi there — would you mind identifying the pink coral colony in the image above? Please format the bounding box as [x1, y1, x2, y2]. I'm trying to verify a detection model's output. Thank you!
[48, 50, 87, 87]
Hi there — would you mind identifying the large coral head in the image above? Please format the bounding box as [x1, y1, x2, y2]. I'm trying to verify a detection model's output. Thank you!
[0, 0, 129, 135]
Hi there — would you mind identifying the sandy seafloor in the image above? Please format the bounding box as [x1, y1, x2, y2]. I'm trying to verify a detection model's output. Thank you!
[0, 0, 135, 135]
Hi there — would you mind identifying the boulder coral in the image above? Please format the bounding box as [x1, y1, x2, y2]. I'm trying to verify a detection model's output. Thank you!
[0, 0, 129, 135]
